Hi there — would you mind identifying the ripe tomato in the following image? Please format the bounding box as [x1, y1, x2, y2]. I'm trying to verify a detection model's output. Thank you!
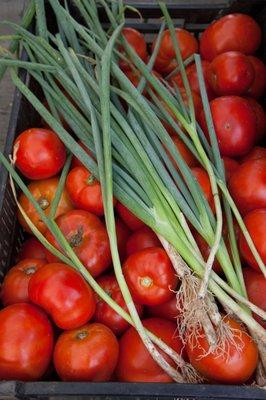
[246, 98, 266, 142]
[17, 237, 47, 261]
[240, 146, 266, 163]
[54, 323, 119, 381]
[71, 140, 94, 169]
[193, 231, 222, 274]
[1, 258, 46, 306]
[199, 96, 256, 157]
[222, 157, 239, 181]
[239, 209, 266, 272]
[125, 69, 162, 96]
[123, 247, 177, 306]
[45, 210, 111, 277]
[29, 263, 96, 330]
[94, 274, 143, 335]
[116, 317, 183, 382]
[207, 51, 254, 96]
[18, 177, 73, 234]
[246, 56, 266, 99]
[200, 14, 261, 62]
[116, 202, 145, 231]
[115, 218, 131, 263]
[146, 294, 179, 321]
[243, 267, 266, 329]
[66, 166, 115, 216]
[14, 128, 66, 180]
[186, 317, 258, 384]
[229, 158, 266, 214]
[119, 28, 147, 71]
[165, 136, 199, 169]
[153, 29, 198, 75]
[0, 303, 53, 380]
[191, 167, 214, 211]
[126, 226, 161, 257]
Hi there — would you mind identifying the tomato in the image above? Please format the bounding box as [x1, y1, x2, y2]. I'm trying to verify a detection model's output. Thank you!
[193, 231, 222, 274]
[200, 14, 261, 62]
[1, 258, 46, 306]
[146, 294, 179, 321]
[54, 323, 119, 381]
[123, 247, 177, 306]
[45, 210, 111, 277]
[116, 202, 145, 231]
[207, 51, 254, 96]
[199, 96, 256, 157]
[125, 69, 162, 96]
[152, 29, 198, 75]
[165, 136, 199, 169]
[119, 28, 148, 71]
[17, 237, 47, 261]
[240, 146, 266, 163]
[115, 218, 131, 262]
[179, 61, 215, 100]
[191, 167, 214, 211]
[0, 303, 53, 380]
[246, 56, 266, 99]
[243, 268, 266, 328]
[246, 98, 266, 142]
[14, 128, 66, 180]
[229, 158, 266, 215]
[222, 157, 239, 181]
[18, 177, 73, 234]
[186, 316, 258, 384]
[29, 263, 96, 330]
[126, 226, 161, 257]
[94, 274, 143, 335]
[71, 140, 94, 169]
[238, 209, 266, 272]
[116, 317, 183, 382]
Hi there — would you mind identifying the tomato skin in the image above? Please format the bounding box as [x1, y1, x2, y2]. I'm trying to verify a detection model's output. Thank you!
[116, 202, 145, 231]
[116, 318, 183, 382]
[126, 226, 161, 257]
[222, 157, 239, 181]
[239, 209, 266, 272]
[17, 237, 47, 261]
[246, 98, 266, 142]
[18, 177, 73, 234]
[191, 167, 214, 211]
[200, 96, 256, 157]
[166, 136, 199, 169]
[14, 128, 66, 180]
[246, 56, 266, 99]
[243, 268, 266, 328]
[240, 146, 266, 163]
[125, 69, 162, 96]
[0, 303, 53, 380]
[153, 29, 198, 75]
[200, 14, 261, 62]
[71, 140, 94, 169]
[207, 51, 254, 96]
[45, 210, 111, 277]
[1, 258, 46, 306]
[115, 218, 131, 263]
[186, 317, 258, 384]
[29, 263, 96, 330]
[123, 247, 177, 306]
[94, 274, 143, 335]
[146, 295, 179, 321]
[229, 158, 266, 215]
[54, 323, 119, 381]
[193, 231, 222, 274]
[119, 28, 147, 71]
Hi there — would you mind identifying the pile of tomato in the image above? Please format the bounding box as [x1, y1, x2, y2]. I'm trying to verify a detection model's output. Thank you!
[0, 12, 265, 385]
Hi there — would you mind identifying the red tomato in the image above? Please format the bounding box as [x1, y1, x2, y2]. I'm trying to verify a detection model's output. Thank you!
[0, 303, 53, 380]
[71, 140, 94, 169]
[200, 14, 261, 62]
[240, 146, 266, 163]
[165, 136, 199, 169]
[146, 295, 179, 321]
[17, 177, 73, 234]
[116, 317, 183, 382]
[123, 247, 177, 306]
[14, 128, 66, 180]
[193, 231, 222, 274]
[116, 202, 145, 231]
[94, 274, 143, 335]
[207, 51, 254, 96]
[179, 61, 215, 100]
[186, 317, 258, 383]
[229, 158, 266, 214]
[125, 69, 162, 96]
[29, 263, 96, 330]
[239, 209, 266, 272]
[45, 210, 111, 277]
[153, 29, 198, 75]
[199, 96, 256, 157]
[246, 56, 266, 99]
[191, 167, 214, 211]
[246, 98, 266, 142]
[119, 28, 148, 71]
[243, 267, 266, 328]
[126, 226, 161, 257]
[222, 157, 239, 181]
[54, 323, 119, 381]
[115, 218, 131, 262]
[17, 237, 47, 261]
[1, 258, 46, 306]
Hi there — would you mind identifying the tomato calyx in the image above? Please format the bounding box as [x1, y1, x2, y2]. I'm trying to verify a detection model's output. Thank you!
[24, 266, 37, 275]
[76, 331, 88, 340]
[69, 226, 84, 247]
[87, 174, 96, 185]
[140, 276, 153, 288]
[38, 198, 50, 210]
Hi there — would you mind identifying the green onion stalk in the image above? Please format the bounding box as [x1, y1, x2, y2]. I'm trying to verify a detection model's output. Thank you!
[0, 0, 266, 378]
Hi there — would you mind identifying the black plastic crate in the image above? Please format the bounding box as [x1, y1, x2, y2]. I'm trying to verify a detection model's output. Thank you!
[0, 1, 266, 399]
